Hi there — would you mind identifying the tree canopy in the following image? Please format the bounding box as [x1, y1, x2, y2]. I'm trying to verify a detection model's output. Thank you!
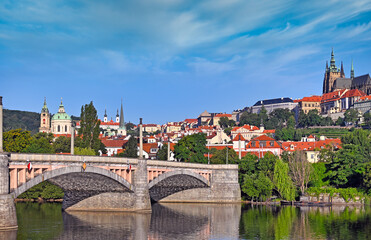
[173, 133, 207, 163]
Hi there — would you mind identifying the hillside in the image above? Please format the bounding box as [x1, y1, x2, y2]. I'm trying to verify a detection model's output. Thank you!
[3, 109, 40, 134]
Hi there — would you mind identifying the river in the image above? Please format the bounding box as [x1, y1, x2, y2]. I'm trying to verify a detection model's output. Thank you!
[1, 202, 370, 239]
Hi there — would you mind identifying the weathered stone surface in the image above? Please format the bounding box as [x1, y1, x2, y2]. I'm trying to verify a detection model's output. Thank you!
[48, 172, 132, 210]
[149, 174, 208, 202]
[132, 160, 151, 211]
[0, 194, 17, 230]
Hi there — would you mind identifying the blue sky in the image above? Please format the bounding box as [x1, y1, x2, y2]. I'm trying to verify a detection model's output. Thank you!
[1, 0, 371, 124]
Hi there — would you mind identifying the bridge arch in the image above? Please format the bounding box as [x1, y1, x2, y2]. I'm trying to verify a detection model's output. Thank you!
[12, 166, 134, 198]
[148, 169, 210, 202]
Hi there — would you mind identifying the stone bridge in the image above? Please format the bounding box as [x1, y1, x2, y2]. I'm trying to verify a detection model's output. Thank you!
[0, 153, 240, 230]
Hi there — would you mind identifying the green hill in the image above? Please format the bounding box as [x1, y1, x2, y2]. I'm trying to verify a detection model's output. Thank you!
[3, 109, 40, 134]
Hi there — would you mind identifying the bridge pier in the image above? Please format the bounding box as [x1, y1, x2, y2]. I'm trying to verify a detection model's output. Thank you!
[0, 154, 17, 230]
[132, 159, 151, 211]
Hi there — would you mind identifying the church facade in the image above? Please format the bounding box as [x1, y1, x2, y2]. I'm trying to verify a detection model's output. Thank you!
[323, 49, 371, 95]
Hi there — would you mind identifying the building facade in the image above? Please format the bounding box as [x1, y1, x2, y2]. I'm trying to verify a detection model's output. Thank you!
[51, 99, 72, 135]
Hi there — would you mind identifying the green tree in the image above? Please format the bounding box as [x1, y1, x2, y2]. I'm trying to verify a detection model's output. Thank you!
[364, 112, 371, 127]
[307, 109, 322, 126]
[288, 151, 313, 194]
[327, 144, 367, 188]
[174, 133, 207, 163]
[363, 161, 371, 193]
[256, 152, 277, 181]
[273, 158, 296, 201]
[125, 122, 135, 131]
[242, 173, 274, 201]
[335, 117, 345, 126]
[157, 143, 168, 160]
[24, 137, 54, 154]
[3, 129, 32, 152]
[77, 101, 101, 154]
[122, 136, 138, 158]
[298, 110, 308, 128]
[210, 148, 238, 164]
[239, 112, 260, 127]
[344, 109, 359, 125]
[218, 117, 230, 129]
[309, 162, 329, 187]
[74, 147, 96, 156]
[53, 136, 71, 153]
[287, 116, 296, 129]
[341, 129, 370, 159]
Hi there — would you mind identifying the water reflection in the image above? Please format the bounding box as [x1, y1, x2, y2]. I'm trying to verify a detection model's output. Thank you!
[13, 202, 371, 240]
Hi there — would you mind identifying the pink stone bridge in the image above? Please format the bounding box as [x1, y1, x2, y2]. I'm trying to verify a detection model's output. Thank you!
[8, 153, 240, 210]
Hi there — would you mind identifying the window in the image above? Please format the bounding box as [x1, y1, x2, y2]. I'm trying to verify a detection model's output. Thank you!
[251, 141, 255, 147]
[57, 125, 60, 132]
[65, 126, 67, 132]
[43, 119, 45, 124]
[311, 154, 314, 159]
[150, 148, 157, 153]
[270, 141, 274, 146]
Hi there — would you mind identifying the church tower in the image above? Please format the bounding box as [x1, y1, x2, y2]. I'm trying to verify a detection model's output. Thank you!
[322, 49, 345, 94]
[39, 97, 51, 133]
[104, 108, 108, 123]
[117, 99, 127, 136]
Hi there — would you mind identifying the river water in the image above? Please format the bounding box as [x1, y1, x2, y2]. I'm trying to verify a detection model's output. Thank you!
[2, 202, 371, 239]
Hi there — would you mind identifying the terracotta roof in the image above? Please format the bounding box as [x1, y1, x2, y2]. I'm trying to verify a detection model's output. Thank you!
[101, 139, 127, 148]
[308, 135, 315, 138]
[341, 89, 366, 98]
[357, 95, 371, 102]
[184, 119, 198, 123]
[263, 129, 275, 133]
[301, 95, 322, 102]
[143, 124, 157, 127]
[321, 89, 347, 103]
[246, 135, 281, 149]
[141, 143, 159, 154]
[232, 125, 260, 132]
[281, 139, 341, 152]
[233, 133, 246, 141]
[53, 134, 72, 138]
[215, 114, 232, 118]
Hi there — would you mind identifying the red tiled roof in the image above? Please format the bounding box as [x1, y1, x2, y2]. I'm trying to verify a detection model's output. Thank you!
[232, 125, 260, 132]
[215, 114, 232, 118]
[184, 119, 198, 123]
[101, 139, 128, 148]
[321, 89, 347, 103]
[263, 129, 275, 133]
[142, 143, 158, 154]
[143, 124, 157, 127]
[341, 89, 366, 98]
[246, 135, 281, 149]
[301, 95, 322, 102]
[53, 134, 72, 138]
[207, 145, 233, 150]
[281, 139, 341, 152]
[233, 133, 246, 141]
[357, 95, 371, 102]
[308, 135, 315, 138]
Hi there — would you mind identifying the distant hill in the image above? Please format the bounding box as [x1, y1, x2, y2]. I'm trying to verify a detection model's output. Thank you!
[3, 109, 40, 134]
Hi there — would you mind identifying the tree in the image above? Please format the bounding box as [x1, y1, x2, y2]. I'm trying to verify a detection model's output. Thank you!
[157, 144, 168, 160]
[341, 129, 370, 159]
[307, 110, 322, 126]
[3, 129, 32, 152]
[364, 112, 371, 128]
[122, 136, 138, 158]
[125, 122, 135, 131]
[24, 137, 54, 154]
[74, 147, 96, 156]
[288, 151, 313, 194]
[273, 158, 296, 201]
[363, 161, 371, 193]
[287, 116, 296, 129]
[344, 109, 359, 125]
[309, 162, 329, 187]
[53, 136, 71, 153]
[173, 133, 207, 163]
[298, 110, 308, 128]
[335, 117, 345, 126]
[210, 148, 238, 164]
[257, 152, 277, 181]
[77, 101, 101, 154]
[327, 144, 367, 188]
[239, 112, 260, 127]
[218, 117, 230, 129]
[242, 173, 274, 201]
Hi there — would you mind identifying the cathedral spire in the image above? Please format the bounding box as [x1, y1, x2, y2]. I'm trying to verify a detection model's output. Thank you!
[119, 99, 125, 129]
[351, 60, 354, 79]
[104, 107, 107, 117]
[326, 61, 328, 71]
[330, 48, 336, 67]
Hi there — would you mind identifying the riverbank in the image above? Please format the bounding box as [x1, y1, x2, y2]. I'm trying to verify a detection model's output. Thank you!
[15, 198, 63, 203]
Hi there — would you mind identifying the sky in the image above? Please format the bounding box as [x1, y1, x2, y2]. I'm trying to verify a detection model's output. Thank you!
[1, 0, 371, 124]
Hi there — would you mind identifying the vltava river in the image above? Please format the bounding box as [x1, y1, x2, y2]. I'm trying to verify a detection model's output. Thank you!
[2, 202, 371, 239]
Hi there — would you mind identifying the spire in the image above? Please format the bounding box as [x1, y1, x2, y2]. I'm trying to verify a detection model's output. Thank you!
[116, 109, 119, 117]
[351, 59, 354, 79]
[41, 97, 49, 113]
[330, 48, 336, 67]
[104, 107, 107, 117]
[58, 97, 65, 113]
[326, 61, 328, 71]
[341, 61, 344, 76]
[119, 99, 125, 130]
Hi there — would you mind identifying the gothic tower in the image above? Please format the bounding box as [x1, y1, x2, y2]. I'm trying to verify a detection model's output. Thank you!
[39, 97, 51, 133]
[322, 49, 345, 94]
[117, 99, 127, 136]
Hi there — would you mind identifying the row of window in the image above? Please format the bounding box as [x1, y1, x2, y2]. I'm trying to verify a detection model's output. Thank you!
[250, 141, 275, 147]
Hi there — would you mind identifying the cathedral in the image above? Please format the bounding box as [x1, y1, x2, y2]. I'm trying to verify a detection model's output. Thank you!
[322, 49, 371, 95]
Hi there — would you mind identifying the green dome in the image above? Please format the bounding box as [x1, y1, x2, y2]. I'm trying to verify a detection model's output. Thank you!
[52, 112, 71, 121]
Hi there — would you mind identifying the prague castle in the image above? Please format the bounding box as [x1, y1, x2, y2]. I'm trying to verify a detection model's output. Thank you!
[322, 49, 371, 95]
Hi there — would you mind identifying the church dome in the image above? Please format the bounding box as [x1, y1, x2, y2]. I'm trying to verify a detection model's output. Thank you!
[52, 112, 71, 121]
